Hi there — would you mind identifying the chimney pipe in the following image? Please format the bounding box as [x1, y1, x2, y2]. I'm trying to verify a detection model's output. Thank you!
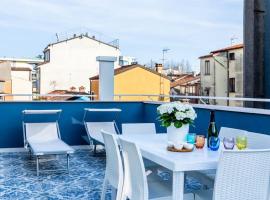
[155, 63, 163, 74]
[96, 56, 117, 101]
[79, 86, 85, 93]
[70, 86, 76, 92]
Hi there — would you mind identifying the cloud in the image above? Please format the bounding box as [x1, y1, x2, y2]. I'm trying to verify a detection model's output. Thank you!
[0, 0, 243, 68]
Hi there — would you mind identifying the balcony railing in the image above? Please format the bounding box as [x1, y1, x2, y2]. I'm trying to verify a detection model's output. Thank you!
[2, 93, 270, 104]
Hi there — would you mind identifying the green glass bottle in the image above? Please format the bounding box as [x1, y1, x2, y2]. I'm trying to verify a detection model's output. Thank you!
[207, 110, 218, 148]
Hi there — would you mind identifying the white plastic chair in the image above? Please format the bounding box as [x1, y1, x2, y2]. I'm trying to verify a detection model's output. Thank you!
[189, 127, 270, 189]
[122, 123, 165, 173]
[195, 149, 270, 200]
[85, 122, 119, 155]
[119, 138, 194, 200]
[101, 130, 123, 200]
[122, 123, 156, 135]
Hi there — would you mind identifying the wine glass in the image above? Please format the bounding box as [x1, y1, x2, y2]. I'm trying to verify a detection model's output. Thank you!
[209, 136, 220, 151]
[236, 136, 247, 150]
[223, 137, 235, 150]
[195, 135, 205, 149]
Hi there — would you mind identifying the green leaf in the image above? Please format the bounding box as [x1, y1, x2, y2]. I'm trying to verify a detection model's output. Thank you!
[174, 121, 182, 128]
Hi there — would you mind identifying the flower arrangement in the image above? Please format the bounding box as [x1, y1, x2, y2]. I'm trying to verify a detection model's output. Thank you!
[157, 102, 197, 128]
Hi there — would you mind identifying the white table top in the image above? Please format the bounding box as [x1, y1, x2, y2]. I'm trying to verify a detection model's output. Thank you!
[120, 133, 221, 172]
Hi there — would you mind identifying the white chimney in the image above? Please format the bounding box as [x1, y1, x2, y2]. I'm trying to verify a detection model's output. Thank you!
[96, 56, 117, 101]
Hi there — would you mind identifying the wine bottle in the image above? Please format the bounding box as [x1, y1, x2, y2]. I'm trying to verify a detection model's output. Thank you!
[207, 110, 218, 148]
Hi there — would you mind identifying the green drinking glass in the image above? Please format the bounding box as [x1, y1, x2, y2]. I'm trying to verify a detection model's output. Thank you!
[236, 136, 247, 150]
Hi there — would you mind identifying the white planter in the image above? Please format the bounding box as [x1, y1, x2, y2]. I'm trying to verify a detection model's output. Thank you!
[167, 124, 189, 144]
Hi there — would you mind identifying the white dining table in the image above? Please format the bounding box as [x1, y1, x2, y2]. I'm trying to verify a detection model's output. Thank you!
[120, 133, 222, 200]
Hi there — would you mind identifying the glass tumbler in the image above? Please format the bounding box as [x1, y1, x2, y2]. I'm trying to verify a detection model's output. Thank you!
[236, 136, 247, 150]
[223, 137, 235, 150]
[195, 135, 205, 149]
[209, 136, 220, 151]
[187, 133, 196, 144]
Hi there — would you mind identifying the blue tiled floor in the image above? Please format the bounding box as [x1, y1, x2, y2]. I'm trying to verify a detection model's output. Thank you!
[0, 149, 202, 200]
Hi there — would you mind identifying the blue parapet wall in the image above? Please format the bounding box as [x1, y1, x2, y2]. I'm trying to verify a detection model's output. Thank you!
[143, 102, 270, 135]
[1, 101, 270, 148]
[0, 102, 144, 148]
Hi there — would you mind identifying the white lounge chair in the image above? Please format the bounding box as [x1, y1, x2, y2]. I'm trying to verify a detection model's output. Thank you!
[195, 149, 270, 200]
[119, 138, 194, 200]
[83, 108, 121, 155]
[22, 110, 74, 176]
[84, 122, 119, 154]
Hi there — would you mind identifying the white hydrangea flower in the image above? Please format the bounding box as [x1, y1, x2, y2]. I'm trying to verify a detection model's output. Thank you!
[175, 111, 186, 120]
[167, 104, 174, 114]
[158, 102, 197, 125]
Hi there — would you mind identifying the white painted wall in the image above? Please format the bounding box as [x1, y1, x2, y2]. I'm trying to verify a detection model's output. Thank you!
[39, 36, 121, 94]
[11, 70, 32, 100]
[200, 57, 215, 104]
[200, 48, 243, 106]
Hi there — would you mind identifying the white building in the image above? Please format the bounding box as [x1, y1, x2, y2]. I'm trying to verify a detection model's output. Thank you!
[199, 44, 244, 107]
[119, 56, 136, 66]
[37, 34, 121, 94]
[0, 58, 43, 100]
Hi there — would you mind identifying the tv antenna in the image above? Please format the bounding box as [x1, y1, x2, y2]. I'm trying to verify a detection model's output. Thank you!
[55, 33, 59, 42]
[162, 48, 170, 67]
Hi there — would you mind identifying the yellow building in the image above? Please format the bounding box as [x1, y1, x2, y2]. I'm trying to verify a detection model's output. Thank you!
[89, 64, 171, 101]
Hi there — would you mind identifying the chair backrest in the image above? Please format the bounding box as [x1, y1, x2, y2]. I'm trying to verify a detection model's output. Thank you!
[101, 130, 123, 189]
[24, 122, 60, 143]
[119, 138, 148, 200]
[219, 127, 270, 149]
[85, 122, 117, 143]
[213, 150, 270, 200]
[246, 131, 270, 149]
[122, 123, 156, 135]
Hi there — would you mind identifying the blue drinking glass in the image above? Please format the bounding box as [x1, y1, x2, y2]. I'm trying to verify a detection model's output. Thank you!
[187, 133, 196, 144]
[209, 136, 220, 151]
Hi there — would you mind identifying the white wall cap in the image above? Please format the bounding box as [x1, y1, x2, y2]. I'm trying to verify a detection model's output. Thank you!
[96, 56, 117, 62]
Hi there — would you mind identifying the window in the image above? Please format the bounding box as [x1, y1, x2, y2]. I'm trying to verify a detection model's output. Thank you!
[229, 78, 235, 92]
[229, 52, 235, 60]
[44, 50, 50, 62]
[205, 88, 210, 96]
[205, 60, 210, 75]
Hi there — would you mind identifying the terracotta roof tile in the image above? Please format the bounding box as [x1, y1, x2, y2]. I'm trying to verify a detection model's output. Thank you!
[211, 44, 243, 54]
[171, 74, 200, 88]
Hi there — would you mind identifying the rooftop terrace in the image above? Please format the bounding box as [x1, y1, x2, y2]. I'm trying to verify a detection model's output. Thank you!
[1, 100, 270, 199]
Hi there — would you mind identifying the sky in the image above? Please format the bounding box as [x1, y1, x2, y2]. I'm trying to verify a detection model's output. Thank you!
[0, 0, 243, 71]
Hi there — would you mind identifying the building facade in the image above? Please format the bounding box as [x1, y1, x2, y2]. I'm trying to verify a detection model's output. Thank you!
[170, 74, 200, 103]
[37, 34, 121, 94]
[89, 64, 171, 101]
[199, 44, 244, 106]
[0, 58, 43, 100]
[119, 56, 136, 66]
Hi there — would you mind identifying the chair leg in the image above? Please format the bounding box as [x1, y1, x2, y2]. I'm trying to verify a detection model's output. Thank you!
[101, 176, 108, 200]
[36, 156, 39, 176]
[67, 154, 70, 173]
[29, 150, 32, 159]
[93, 144, 97, 156]
[111, 187, 117, 200]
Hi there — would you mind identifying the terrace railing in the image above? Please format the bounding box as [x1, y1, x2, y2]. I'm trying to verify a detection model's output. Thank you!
[2, 93, 270, 108]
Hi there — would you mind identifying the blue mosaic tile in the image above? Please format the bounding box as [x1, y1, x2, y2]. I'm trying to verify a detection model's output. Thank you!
[0, 149, 202, 199]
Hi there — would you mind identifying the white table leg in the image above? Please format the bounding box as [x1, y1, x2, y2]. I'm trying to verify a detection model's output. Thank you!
[172, 171, 185, 200]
